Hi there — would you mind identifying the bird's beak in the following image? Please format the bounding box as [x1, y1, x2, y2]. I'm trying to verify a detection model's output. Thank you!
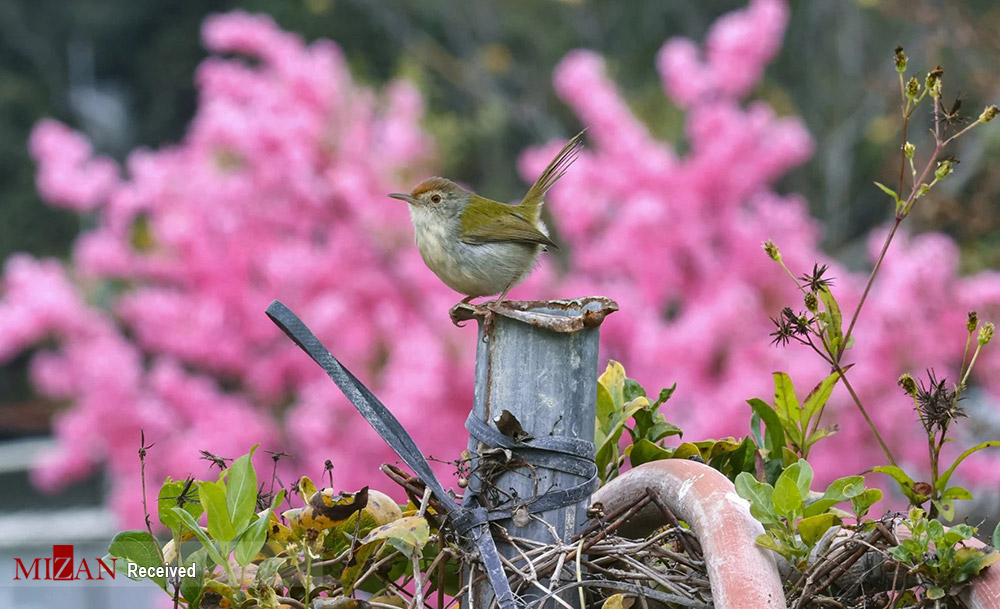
[388, 193, 419, 205]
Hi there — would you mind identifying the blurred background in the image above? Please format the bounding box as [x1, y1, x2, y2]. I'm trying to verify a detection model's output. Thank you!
[0, 0, 999, 605]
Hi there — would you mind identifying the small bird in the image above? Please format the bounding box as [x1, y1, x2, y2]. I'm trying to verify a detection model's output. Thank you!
[389, 131, 584, 306]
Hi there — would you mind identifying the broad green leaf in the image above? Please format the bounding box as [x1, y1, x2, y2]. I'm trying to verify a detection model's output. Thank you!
[818, 287, 843, 354]
[171, 507, 227, 568]
[735, 473, 777, 524]
[754, 533, 785, 556]
[234, 489, 284, 567]
[992, 521, 1000, 551]
[933, 498, 955, 521]
[596, 382, 615, 432]
[746, 398, 786, 456]
[773, 468, 805, 518]
[824, 476, 865, 501]
[179, 548, 207, 605]
[360, 515, 429, 556]
[851, 488, 882, 522]
[800, 370, 842, 434]
[622, 378, 646, 402]
[108, 530, 165, 588]
[200, 480, 237, 543]
[941, 486, 973, 500]
[955, 548, 1000, 583]
[785, 461, 814, 500]
[627, 438, 671, 467]
[672, 442, 703, 460]
[870, 465, 920, 503]
[927, 587, 946, 600]
[798, 513, 837, 545]
[772, 372, 801, 431]
[226, 445, 259, 532]
[158, 478, 203, 534]
[937, 441, 1000, 492]
[803, 498, 838, 518]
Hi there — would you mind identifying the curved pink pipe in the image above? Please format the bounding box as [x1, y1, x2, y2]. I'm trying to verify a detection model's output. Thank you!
[593, 460, 786, 609]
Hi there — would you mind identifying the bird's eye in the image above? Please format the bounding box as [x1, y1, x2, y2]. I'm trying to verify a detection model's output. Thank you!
[430, 194, 442, 204]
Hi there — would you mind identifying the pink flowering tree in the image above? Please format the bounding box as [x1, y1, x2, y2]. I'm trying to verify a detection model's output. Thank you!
[2, 0, 999, 527]
[522, 0, 1000, 493]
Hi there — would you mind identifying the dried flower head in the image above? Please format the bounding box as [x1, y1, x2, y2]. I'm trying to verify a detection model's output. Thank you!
[914, 369, 964, 433]
[967, 311, 979, 333]
[769, 307, 811, 347]
[798, 263, 835, 293]
[980, 105, 998, 123]
[906, 76, 920, 100]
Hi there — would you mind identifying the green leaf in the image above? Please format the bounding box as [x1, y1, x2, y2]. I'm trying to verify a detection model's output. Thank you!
[226, 445, 259, 532]
[360, 515, 429, 556]
[772, 372, 801, 428]
[627, 438, 672, 468]
[171, 507, 227, 568]
[992, 521, 1000, 551]
[870, 465, 920, 503]
[851, 489, 882, 521]
[927, 586, 945, 600]
[234, 513, 269, 566]
[235, 489, 283, 566]
[651, 384, 676, 408]
[200, 480, 237, 543]
[937, 441, 1000, 492]
[802, 498, 839, 518]
[735, 473, 777, 524]
[746, 398, 786, 456]
[941, 486, 973, 500]
[773, 468, 805, 518]
[955, 548, 1000, 583]
[798, 513, 837, 546]
[824, 476, 866, 501]
[622, 378, 646, 402]
[158, 478, 204, 534]
[108, 530, 165, 588]
[179, 548, 207, 605]
[818, 287, 843, 355]
[873, 181, 901, 202]
[786, 460, 814, 499]
[800, 370, 842, 435]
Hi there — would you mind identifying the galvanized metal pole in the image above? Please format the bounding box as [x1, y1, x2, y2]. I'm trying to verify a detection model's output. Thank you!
[452, 297, 617, 608]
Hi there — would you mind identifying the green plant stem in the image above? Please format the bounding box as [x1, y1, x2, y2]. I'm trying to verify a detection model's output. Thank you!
[960, 344, 983, 388]
[833, 363, 898, 466]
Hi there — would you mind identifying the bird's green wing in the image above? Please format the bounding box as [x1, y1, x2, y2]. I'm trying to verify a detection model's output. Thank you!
[460, 211, 558, 249]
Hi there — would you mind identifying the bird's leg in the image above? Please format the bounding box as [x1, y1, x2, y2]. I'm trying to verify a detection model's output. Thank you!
[482, 282, 514, 339]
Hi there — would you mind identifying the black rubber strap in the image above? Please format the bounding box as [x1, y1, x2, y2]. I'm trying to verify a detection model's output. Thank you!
[266, 301, 517, 609]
